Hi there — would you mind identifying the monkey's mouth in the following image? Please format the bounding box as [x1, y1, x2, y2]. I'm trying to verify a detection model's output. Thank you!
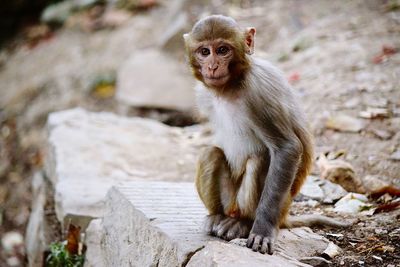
[205, 74, 229, 81]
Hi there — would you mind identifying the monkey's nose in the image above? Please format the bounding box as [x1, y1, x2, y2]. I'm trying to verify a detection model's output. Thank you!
[208, 64, 218, 71]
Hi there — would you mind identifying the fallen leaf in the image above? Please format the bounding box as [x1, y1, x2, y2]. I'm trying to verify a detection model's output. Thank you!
[372, 54, 386, 64]
[359, 108, 389, 119]
[90, 73, 116, 99]
[66, 224, 80, 255]
[288, 72, 300, 84]
[373, 201, 400, 214]
[371, 44, 397, 64]
[92, 84, 115, 99]
[382, 45, 397, 55]
[377, 193, 393, 203]
[326, 114, 365, 133]
[317, 154, 366, 193]
[370, 185, 400, 199]
[377, 245, 395, 253]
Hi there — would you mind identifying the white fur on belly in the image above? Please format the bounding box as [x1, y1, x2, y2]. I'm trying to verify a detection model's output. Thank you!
[211, 96, 263, 175]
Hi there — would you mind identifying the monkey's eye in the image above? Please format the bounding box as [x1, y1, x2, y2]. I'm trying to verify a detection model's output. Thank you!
[200, 48, 210, 56]
[217, 46, 229, 55]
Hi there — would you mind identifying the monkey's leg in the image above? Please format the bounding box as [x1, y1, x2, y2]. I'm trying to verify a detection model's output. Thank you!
[237, 157, 266, 219]
[217, 157, 267, 241]
[195, 146, 236, 235]
[278, 194, 292, 228]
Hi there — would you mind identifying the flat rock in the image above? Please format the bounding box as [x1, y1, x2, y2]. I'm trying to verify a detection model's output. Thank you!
[85, 181, 332, 267]
[299, 176, 324, 201]
[299, 176, 347, 204]
[45, 108, 206, 223]
[34, 108, 334, 266]
[334, 193, 370, 213]
[116, 49, 195, 110]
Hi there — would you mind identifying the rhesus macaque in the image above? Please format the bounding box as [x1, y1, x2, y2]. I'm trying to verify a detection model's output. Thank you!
[184, 15, 350, 255]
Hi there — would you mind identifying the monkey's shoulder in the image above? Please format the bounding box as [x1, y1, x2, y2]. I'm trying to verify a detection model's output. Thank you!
[247, 57, 297, 103]
[248, 57, 289, 86]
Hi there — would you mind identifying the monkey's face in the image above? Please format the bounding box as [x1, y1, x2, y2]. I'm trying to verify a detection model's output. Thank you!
[184, 15, 256, 90]
[195, 41, 234, 88]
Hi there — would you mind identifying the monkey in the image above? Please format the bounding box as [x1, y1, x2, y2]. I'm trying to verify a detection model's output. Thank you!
[183, 15, 351, 255]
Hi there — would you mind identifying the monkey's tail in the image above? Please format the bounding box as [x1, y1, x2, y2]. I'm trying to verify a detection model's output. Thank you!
[285, 214, 353, 228]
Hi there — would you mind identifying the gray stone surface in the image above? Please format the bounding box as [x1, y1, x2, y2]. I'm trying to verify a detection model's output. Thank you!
[84, 219, 105, 267]
[299, 176, 348, 204]
[45, 108, 206, 224]
[187, 241, 310, 267]
[26, 171, 61, 267]
[86, 181, 333, 267]
[26, 172, 47, 267]
[30, 108, 334, 266]
[116, 49, 195, 110]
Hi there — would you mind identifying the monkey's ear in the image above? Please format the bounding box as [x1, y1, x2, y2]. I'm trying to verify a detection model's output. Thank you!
[245, 27, 256, 55]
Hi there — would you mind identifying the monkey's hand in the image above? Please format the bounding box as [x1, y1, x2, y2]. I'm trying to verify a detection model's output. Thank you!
[246, 220, 277, 255]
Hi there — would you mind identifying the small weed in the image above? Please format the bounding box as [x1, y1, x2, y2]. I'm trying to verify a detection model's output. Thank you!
[46, 242, 84, 267]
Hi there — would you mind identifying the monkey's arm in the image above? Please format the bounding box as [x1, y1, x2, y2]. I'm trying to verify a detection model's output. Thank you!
[246, 135, 302, 254]
[244, 75, 303, 254]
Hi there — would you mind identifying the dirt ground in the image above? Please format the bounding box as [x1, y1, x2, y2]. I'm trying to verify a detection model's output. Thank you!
[0, 0, 399, 266]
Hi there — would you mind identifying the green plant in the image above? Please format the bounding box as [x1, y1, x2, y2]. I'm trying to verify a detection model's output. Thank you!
[46, 242, 85, 267]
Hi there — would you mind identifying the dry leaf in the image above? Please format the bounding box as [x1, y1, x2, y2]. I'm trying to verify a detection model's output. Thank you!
[92, 84, 115, 99]
[66, 224, 81, 255]
[370, 186, 400, 199]
[288, 72, 300, 84]
[373, 201, 400, 214]
[359, 108, 389, 119]
[326, 114, 365, 133]
[317, 154, 366, 193]
[382, 45, 397, 55]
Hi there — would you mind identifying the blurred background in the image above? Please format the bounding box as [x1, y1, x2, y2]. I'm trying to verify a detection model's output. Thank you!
[0, 0, 399, 266]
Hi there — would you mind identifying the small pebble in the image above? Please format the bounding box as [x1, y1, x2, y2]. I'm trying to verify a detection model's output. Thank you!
[1, 232, 23, 253]
[374, 228, 388, 235]
[372, 255, 383, 261]
[6, 257, 20, 267]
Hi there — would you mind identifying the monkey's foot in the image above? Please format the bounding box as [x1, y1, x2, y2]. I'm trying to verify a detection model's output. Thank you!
[204, 215, 252, 241]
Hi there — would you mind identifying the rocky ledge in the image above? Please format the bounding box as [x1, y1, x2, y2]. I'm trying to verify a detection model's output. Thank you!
[26, 108, 338, 267]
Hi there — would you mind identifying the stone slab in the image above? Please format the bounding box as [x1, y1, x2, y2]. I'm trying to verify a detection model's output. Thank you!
[44, 108, 207, 225]
[116, 49, 196, 110]
[86, 180, 333, 267]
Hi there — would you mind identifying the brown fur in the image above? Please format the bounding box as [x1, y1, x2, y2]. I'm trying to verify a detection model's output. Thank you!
[187, 15, 349, 254]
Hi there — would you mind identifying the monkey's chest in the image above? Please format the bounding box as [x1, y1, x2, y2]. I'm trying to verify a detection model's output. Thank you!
[211, 99, 263, 173]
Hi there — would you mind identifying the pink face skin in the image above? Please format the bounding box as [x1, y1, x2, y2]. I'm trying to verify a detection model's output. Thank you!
[195, 40, 234, 88]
